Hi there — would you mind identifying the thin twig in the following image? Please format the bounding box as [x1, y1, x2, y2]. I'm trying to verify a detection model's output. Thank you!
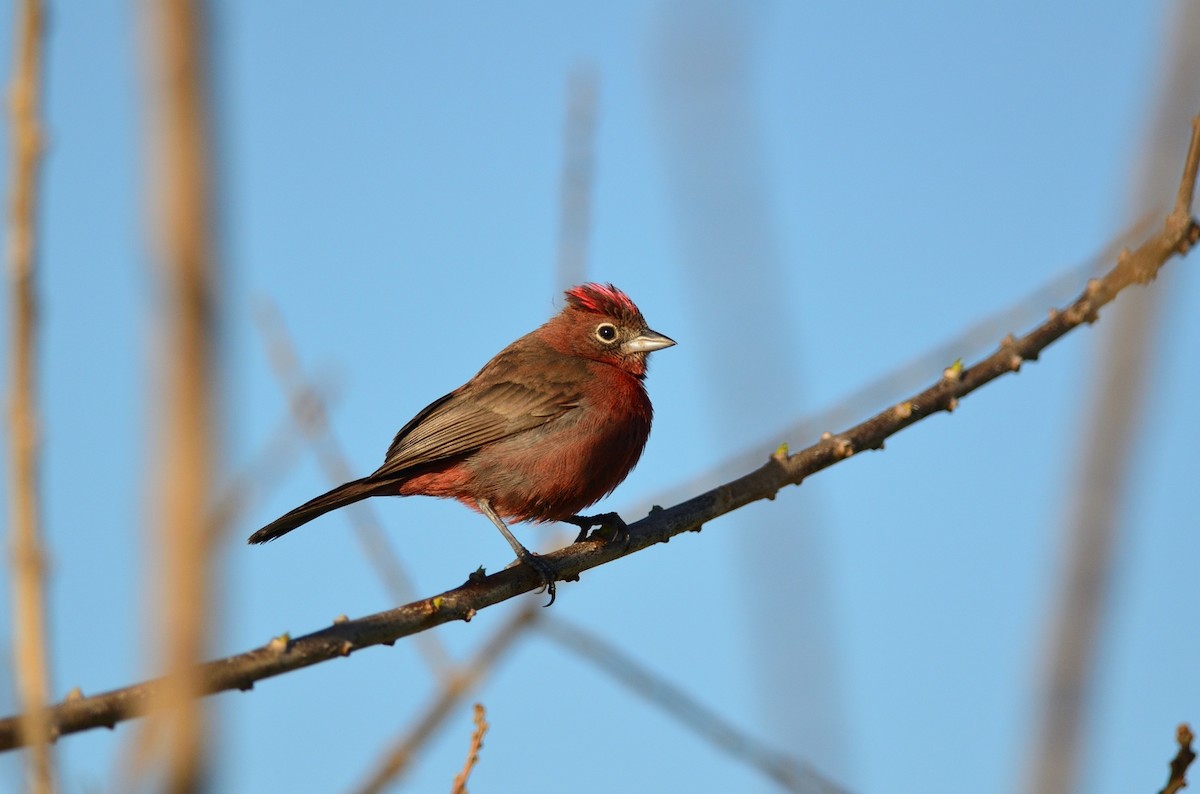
[145, 0, 217, 790]
[354, 604, 537, 794]
[449, 704, 489, 794]
[1160, 723, 1196, 794]
[0, 114, 1195, 752]
[6, 0, 54, 790]
[538, 617, 847, 794]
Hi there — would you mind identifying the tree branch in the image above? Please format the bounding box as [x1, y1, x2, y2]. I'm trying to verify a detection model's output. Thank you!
[0, 114, 1196, 754]
[1027, 19, 1200, 791]
[144, 0, 218, 789]
[449, 704, 488, 794]
[555, 66, 597, 291]
[1160, 723, 1196, 794]
[537, 616, 847, 793]
[5, 0, 54, 788]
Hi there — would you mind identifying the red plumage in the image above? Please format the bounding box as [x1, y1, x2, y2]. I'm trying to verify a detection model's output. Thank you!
[249, 283, 674, 600]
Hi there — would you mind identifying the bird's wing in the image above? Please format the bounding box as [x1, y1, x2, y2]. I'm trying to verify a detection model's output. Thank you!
[372, 377, 580, 479]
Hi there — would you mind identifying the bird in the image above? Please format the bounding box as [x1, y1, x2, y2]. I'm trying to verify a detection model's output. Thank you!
[248, 283, 675, 603]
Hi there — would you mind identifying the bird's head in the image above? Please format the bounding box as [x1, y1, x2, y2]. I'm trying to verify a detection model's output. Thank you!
[549, 283, 675, 377]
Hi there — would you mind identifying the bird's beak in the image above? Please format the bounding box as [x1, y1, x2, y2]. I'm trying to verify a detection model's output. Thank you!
[623, 329, 676, 354]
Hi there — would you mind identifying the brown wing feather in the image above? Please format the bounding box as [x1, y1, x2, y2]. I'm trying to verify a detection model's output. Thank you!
[372, 341, 583, 479]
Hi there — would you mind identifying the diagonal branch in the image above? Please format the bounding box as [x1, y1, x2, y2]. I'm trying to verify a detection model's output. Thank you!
[0, 115, 1196, 754]
[253, 300, 454, 676]
[537, 616, 847, 793]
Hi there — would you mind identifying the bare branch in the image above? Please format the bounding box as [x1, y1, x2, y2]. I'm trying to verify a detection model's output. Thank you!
[449, 704, 489, 794]
[5, 0, 54, 789]
[143, 0, 217, 789]
[1029, 19, 1200, 789]
[537, 617, 847, 794]
[0, 114, 1195, 753]
[1160, 723, 1196, 794]
[555, 67, 598, 291]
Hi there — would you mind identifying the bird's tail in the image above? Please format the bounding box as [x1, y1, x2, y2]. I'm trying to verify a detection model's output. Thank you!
[248, 477, 389, 544]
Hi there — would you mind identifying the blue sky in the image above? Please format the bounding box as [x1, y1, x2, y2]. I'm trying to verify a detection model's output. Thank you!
[1, 1, 1197, 792]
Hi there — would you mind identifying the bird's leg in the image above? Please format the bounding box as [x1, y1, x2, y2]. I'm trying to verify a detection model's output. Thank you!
[565, 512, 629, 545]
[477, 498, 557, 606]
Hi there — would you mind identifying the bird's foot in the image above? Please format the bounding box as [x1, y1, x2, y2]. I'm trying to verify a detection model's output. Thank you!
[514, 550, 557, 607]
[478, 497, 559, 606]
[566, 512, 630, 546]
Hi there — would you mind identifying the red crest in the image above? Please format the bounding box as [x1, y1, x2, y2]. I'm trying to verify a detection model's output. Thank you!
[564, 283, 640, 317]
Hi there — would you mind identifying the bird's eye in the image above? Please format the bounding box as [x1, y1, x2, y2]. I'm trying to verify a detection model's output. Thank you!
[594, 323, 618, 343]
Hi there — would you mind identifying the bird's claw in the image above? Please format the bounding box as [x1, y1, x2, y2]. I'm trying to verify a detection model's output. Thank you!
[517, 551, 558, 607]
[566, 512, 630, 546]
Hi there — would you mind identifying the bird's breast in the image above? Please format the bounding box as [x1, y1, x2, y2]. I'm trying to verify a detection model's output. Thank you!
[464, 367, 653, 522]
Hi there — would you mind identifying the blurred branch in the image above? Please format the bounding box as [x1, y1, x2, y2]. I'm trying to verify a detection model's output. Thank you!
[449, 704, 488, 794]
[5, 0, 55, 790]
[1160, 723, 1196, 794]
[205, 380, 338, 548]
[0, 113, 1195, 751]
[555, 67, 597, 291]
[108, 383, 324, 794]
[537, 616, 846, 794]
[1029, 7, 1200, 792]
[354, 604, 537, 794]
[253, 300, 454, 676]
[357, 73, 599, 791]
[144, 0, 217, 790]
